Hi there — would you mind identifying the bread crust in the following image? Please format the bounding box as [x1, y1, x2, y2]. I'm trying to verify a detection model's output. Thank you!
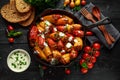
[15, 0, 31, 13]
[0, 3, 32, 23]
[19, 8, 35, 27]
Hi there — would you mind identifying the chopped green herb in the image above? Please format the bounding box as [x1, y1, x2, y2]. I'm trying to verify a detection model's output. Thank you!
[11, 63, 16, 68]
[20, 54, 22, 57]
[23, 59, 25, 61]
[17, 63, 20, 65]
[16, 57, 19, 61]
[14, 52, 17, 55]
[24, 54, 26, 56]
[16, 53, 19, 56]
[19, 67, 22, 69]
[24, 62, 27, 65]
[10, 57, 13, 59]
[19, 61, 23, 65]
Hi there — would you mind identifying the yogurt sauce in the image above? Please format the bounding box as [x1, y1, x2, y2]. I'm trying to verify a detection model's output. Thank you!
[7, 49, 31, 72]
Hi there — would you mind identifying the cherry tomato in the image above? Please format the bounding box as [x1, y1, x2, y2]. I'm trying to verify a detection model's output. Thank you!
[50, 27, 56, 33]
[57, 40, 64, 50]
[82, 53, 90, 59]
[73, 30, 84, 37]
[70, 52, 78, 59]
[8, 38, 14, 43]
[92, 42, 101, 50]
[81, 0, 86, 6]
[86, 31, 93, 36]
[94, 50, 100, 57]
[37, 36, 45, 48]
[66, 33, 74, 42]
[47, 38, 57, 49]
[90, 56, 96, 63]
[65, 69, 71, 75]
[87, 62, 94, 69]
[7, 25, 14, 31]
[57, 26, 65, 32]
[81, 68, 88, 74]
[30, 26, 38, 40]
[70, 49, 78, 59]
[83, 46, 92, 53]
[79, 59, 85, 65]
[42, 66, 47, 70]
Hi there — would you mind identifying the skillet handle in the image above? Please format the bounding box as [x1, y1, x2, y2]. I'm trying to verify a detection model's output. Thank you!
[85, 17, 111, 29]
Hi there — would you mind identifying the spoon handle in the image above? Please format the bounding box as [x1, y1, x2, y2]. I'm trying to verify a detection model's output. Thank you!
[97, 17, 115, 44]
[105, 28, 115, 42]
[90, 18, 113, 45]
[98, 25, 113, 45]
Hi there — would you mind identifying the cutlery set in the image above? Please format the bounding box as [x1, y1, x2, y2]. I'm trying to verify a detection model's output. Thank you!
[80, 7, 115, 45]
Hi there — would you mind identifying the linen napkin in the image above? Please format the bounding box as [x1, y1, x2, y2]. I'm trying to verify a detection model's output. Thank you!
[74, 3, 120, 49]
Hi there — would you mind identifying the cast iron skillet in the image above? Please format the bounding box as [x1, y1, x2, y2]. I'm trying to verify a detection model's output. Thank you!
[29, 9, 111, 67]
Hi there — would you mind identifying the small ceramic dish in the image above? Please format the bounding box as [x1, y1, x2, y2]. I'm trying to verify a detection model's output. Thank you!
[7, 49, 31, 72]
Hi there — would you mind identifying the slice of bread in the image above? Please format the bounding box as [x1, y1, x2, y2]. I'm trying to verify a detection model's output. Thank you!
[15, 0, 31, 13]
[0, 3, 32, 23]
[19, 8, 35, 27]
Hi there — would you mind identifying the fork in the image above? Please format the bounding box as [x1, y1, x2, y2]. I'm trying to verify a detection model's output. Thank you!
[80, 8, 113, 45]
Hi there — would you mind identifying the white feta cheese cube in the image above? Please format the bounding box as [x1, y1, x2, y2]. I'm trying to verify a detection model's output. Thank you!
[66, 42, 72, 48]
[59, 32, 65, 37]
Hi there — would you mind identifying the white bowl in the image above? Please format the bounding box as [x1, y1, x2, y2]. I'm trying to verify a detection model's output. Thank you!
[7, 49, 31, 72]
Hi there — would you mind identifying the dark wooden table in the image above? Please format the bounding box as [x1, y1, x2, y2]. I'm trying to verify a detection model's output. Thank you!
[0, 0, 120, 80]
